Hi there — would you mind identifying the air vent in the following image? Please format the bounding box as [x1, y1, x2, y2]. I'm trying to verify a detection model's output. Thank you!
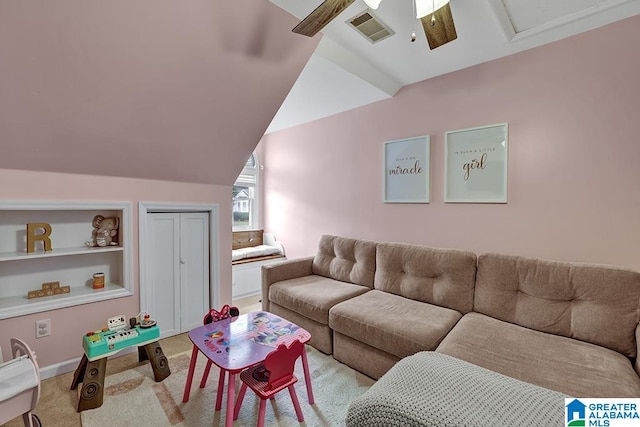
[347, 10, 394, 44]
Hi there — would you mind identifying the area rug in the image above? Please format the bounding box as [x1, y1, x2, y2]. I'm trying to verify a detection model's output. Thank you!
[80, 346, 374, 426]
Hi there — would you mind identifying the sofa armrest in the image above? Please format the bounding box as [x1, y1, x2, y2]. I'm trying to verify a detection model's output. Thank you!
[635, 323, 640, 376]
[261, 256, 314, 311]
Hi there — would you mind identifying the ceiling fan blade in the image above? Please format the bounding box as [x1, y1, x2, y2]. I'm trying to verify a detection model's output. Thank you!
[292, 0, 356, 37]
[420, 2, 457, 50]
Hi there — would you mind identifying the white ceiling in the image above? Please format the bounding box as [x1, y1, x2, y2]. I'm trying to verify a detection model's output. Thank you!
[266, 0, 640, 133]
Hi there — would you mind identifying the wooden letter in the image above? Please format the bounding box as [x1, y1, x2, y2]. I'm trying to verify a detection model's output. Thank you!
[27, 223, 53, 253]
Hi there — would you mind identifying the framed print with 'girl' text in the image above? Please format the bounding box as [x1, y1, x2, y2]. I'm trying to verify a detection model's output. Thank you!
[445, 123, 508, 203]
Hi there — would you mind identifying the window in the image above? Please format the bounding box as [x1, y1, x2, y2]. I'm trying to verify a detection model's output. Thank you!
[233, 153, 259, 230]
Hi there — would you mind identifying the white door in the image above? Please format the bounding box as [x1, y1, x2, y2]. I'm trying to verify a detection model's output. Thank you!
[146, 212, 209, 338]
[179, 213, 210, 332]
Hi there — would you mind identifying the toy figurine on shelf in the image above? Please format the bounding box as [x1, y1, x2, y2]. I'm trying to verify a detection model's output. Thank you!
[85, 215, 119, 248]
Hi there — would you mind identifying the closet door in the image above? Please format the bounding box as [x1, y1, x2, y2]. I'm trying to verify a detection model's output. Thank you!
[145, 212, 210, 338]
[146, 213, 181, 337]
[179, 212, 210, 332]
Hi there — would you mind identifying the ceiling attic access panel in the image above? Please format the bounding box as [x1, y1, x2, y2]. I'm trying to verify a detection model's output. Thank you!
[490, 0, 635, 40]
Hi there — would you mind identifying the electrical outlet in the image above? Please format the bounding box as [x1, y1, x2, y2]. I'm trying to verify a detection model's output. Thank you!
[36, 318, 51, 338]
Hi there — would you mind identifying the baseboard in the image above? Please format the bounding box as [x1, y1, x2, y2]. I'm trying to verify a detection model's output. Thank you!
[39, 356, 83, 380]
[233, 291, 261, 301]
[39, 347, 136, 380]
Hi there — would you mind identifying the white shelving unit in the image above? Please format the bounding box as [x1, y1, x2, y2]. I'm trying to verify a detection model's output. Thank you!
[0, 201, 133, 319]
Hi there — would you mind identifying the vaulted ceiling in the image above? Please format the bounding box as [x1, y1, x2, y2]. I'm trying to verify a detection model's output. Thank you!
[0, 0, 318, 185]
[267, 0, 640, 132]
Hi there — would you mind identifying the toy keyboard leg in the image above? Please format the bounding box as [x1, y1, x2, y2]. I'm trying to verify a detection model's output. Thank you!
[70, 354, 88, 391]
[138, 345, 149, 362]
[143, 341, 171, 382]
[77, 357, 107, 412]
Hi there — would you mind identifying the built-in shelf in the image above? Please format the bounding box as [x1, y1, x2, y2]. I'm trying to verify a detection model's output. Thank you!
[0, 283, 130, 319]
[0, 201, 133, 319]
[0, 246, 124, 262]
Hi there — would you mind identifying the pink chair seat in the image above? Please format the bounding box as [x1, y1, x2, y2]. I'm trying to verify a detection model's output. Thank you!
[233, 340, 305, 426]
[240, 365, 298, 400]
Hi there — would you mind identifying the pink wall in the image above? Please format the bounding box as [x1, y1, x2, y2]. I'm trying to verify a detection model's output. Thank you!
[0, 168, 233, 369]
[260, 15, 640, 273]
[0, 0, 318, 185]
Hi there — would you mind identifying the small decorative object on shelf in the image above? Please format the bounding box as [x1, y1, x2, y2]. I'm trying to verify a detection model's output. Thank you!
[137, 310, 157, 328]
[85, 215, 119, 248]
[26, 223, 53, 253]
[92, 273, 105, 289]
[27, 281, 71, 299]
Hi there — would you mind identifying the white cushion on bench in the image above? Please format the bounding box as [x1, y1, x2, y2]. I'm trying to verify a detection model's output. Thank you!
[232, 245, 283, 262]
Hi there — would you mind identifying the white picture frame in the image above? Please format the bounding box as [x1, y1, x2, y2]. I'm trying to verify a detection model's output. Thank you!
[445, 123, 508, 203]
[383, 136, 430, 203]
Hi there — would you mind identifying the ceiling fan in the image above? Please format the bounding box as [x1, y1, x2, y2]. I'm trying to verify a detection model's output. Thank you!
[292, 0, 457, 50]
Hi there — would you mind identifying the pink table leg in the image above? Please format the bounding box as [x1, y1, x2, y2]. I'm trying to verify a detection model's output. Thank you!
[225, 372, 236, 427]
[215, 369, 226, 411]
[182, 345, 199, 402]
[301, 346, 315, 404]
[200, 360, 213, 388]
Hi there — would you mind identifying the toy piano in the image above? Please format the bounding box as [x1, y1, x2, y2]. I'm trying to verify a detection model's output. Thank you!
[72, 314, 170, 412]
[82, 314, 160, 361]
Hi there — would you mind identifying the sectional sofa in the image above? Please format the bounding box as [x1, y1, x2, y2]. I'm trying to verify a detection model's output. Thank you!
[262, 234, 640, 399]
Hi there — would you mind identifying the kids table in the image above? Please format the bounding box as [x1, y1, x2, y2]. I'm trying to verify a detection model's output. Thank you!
[182, 311, 314, 427]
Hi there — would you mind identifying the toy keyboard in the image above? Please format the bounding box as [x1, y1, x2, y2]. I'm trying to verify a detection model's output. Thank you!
[83, 325, 160, 361]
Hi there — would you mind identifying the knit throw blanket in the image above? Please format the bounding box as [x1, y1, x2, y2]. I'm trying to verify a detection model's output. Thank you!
[346, 352, 568, 427]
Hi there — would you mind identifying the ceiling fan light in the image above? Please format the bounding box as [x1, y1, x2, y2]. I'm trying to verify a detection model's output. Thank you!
[363, 0, 382, 9]
[415, 0, 449, 18]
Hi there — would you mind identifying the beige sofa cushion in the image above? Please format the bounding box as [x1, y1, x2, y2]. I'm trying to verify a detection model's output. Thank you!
[312, 235, 377, 288]
[475, 253, 640, 358]
[330, 290, 462, 359]
[437, 313, 640, 397]
[269, 275, 370, 325]
[374, 243, 477, 314]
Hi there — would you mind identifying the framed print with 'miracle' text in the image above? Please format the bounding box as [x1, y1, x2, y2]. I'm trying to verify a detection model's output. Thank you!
[383, 136, 430, 203]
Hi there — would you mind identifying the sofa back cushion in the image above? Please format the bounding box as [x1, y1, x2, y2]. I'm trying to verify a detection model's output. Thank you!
[475, 253, 640, 358]
[374, 243, 477, 314]
[312, 235, 377, 288]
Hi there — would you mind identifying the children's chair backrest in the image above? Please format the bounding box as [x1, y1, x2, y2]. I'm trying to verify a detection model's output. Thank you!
[263, 339, 304, 391]
[203, 304, 239, 325]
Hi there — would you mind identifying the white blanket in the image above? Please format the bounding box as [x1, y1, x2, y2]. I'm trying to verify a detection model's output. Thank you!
[346, 352, 568, 427]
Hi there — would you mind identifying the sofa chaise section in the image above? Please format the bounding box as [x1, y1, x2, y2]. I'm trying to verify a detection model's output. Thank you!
[436, 252, 640, 397]
[329, 242, 477, 379]
[262, 234, 376, 354]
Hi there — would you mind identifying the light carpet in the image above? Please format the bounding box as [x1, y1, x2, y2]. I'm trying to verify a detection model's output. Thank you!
[81, 346, 374, 426]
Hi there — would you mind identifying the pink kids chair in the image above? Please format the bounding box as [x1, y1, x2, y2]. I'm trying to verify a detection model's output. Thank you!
[233, 339, 305, 426]
[191, 305, 239, 410]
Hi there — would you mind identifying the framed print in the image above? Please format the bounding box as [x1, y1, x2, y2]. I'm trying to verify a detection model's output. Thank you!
[384, 136, 430, 203]
[445, 123, 508, 203]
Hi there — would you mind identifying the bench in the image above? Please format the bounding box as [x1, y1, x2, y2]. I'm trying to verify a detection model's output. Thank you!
[232, 230, 285, 298]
